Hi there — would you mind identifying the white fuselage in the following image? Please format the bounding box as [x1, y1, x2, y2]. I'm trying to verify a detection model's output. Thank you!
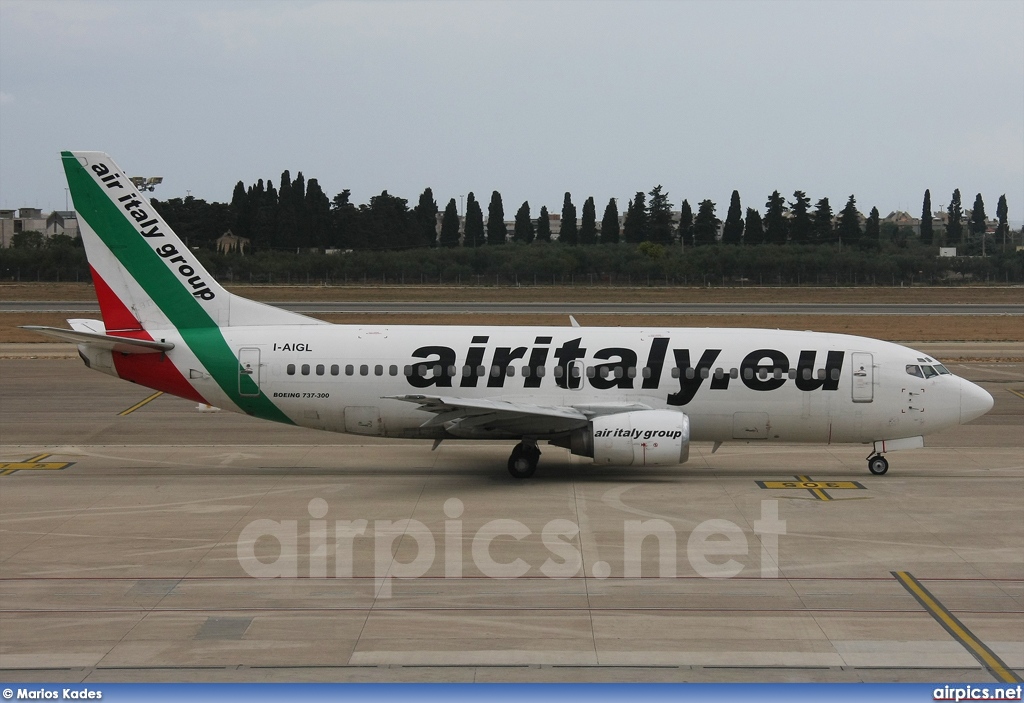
[153, 324, 982, 446]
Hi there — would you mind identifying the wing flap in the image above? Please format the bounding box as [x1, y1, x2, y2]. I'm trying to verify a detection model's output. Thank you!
[385, 394, 590, 438]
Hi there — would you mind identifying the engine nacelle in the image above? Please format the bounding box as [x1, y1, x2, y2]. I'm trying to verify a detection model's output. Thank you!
[555, 410, 690, 466]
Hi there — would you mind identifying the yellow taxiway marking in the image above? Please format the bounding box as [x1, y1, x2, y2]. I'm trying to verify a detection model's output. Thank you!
[893, 571, 1022, 684]
[756, 474, 866, 501]
[0, 453, 75, 476]
[118, 391, 164, 416]
[1008, 388, 1024, 401]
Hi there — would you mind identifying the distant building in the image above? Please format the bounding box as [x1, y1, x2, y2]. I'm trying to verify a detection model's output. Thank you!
[216, 229, 249, 255]
[0, 208, 78, 248]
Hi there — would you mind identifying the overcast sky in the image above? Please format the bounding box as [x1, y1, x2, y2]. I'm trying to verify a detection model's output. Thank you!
[2, 0, 1022, 223]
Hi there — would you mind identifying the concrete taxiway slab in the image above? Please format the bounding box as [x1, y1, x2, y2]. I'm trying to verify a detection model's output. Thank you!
[0, 355, 1021, 683]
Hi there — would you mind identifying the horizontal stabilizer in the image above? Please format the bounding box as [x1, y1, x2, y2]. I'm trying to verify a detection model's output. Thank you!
[20, 325, 175, 354]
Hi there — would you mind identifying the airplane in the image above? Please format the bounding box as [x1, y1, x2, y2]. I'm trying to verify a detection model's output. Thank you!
[24, 151, 995, 479]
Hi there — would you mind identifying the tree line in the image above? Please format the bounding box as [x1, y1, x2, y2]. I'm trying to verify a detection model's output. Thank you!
[147, 170, 1014, 254]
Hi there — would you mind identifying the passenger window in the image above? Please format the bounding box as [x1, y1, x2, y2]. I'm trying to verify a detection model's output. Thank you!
[772, 368, 782, 380]
[403, 365, 413, 376]
[743, 367, 753, 380]
[553, 366, 564, 378]
[490, 365, 501, 378]
[476, 365, 486, 377]
[685, 368, 695, 380]
[286, 364, 295, 375]
[934, 364, 951, 375]
[432, 364, 442, 377]
[586, 366, 596, 378]
[700, 368, 710, 379]
[506, 366, 515, 377]
[922, 365, 938, 378]
[671, 367, 680, 379]
[447, 365, 457, 377]
[360, 364, 369, 376]
[830, 368, 840, 381]
[462, 365, 473, 377]
[521, 366, 531, 377]
[730, 368, 739, 379]
[330, 364, 339, 376]
[627, 367, 636, 378]
[713, 368, 723, 379]
[816, 369, 826, 380]
[906, 364, 924, 378]
[315, 364, 324, 376]
[614, 367, 624, 379]
[375, 365, 384, 376]
[389, 365, 398, 376]
[802, 368, 812, 380]
[787, 368, 797, 379]
[301, 364, 310, 376]
[536, 366, 545, 377]
[642, 367, 652, 379]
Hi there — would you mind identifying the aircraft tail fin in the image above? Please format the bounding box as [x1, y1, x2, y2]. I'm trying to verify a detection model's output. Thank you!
[62, 151, 321, 332]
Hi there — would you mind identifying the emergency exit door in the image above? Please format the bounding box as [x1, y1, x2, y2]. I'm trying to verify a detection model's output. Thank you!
[851, 352, 873, 403]
[238, 348, 261, 397]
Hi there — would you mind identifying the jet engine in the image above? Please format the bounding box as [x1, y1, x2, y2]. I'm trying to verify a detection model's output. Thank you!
[552, 410, 690, 466]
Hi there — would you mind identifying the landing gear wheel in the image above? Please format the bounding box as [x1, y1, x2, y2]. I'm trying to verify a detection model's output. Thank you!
[868, 455, 889, 475]
[507, 442, 540, 479]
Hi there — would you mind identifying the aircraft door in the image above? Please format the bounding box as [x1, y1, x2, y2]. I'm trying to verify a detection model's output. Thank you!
[238, 348, 261, 397]
[851, 352, 873, 403]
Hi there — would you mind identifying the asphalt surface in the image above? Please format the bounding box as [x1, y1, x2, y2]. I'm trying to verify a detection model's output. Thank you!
[0, 354, 1021, 683]
[3, 301, 1023, 315]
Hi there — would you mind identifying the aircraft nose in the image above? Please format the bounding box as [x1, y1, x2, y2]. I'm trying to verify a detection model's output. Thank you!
[960, 379, 994, 424]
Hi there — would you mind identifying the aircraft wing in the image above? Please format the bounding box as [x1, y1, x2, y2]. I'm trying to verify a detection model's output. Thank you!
[385, 394, 591, 438]
[20, 325, 174, 355]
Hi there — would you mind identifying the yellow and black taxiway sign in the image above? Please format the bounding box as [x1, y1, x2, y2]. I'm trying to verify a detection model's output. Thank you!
[757, 474, 866, 501]
[0, 453, 74, 476]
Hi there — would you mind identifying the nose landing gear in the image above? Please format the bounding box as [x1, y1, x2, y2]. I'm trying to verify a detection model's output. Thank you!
[508, 441, 541, 479]
[867, 454, 889, 475]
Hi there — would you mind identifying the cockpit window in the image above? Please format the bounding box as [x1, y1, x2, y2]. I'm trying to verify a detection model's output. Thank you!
[906, 364, 924, 378]
[934, 364, 951, 375]
[921, 365, 938, 378]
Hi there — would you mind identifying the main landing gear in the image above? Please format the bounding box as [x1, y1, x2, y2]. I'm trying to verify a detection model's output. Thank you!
[508, 441, 541, 479]
[867, 454, 889, 476]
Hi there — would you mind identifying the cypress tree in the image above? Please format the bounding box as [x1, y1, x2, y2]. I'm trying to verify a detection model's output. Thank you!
[812, 197, 833, 244]
[721, 190, 744, 245]
[764, 191, 788, 245]
[413, 187, 439, 247]
[623, 191, 648, 243]
[693, 199, 720, 245]
[678, 199, 693, 247]
[647, 185, 673, 244]
[305, 178, 332, 248]
[464, 192, 484, 247]
[946, 189, 964, 246]
[996, 194, 1009, 250]
[487, 190, 506, 245]
[788, 191, 812, 244]
[600, 198, 619, 244]
[536, 206, 552, 242]
[439, 198, 460, 247]
[579, 196, 597, 245]
[920, 189, 934, 245]
[514, 201, 534, 243]
[863, 206, 881, 249]
[560, 192, 578, 245]
[744, 207, 764, 245]
[837, 195, 861, 246]
[969, 193, 987, 239]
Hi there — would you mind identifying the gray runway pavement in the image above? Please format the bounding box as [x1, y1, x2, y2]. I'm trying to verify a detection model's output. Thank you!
[3, 300, 1023, 315]
[1, 357, 1021, 683]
